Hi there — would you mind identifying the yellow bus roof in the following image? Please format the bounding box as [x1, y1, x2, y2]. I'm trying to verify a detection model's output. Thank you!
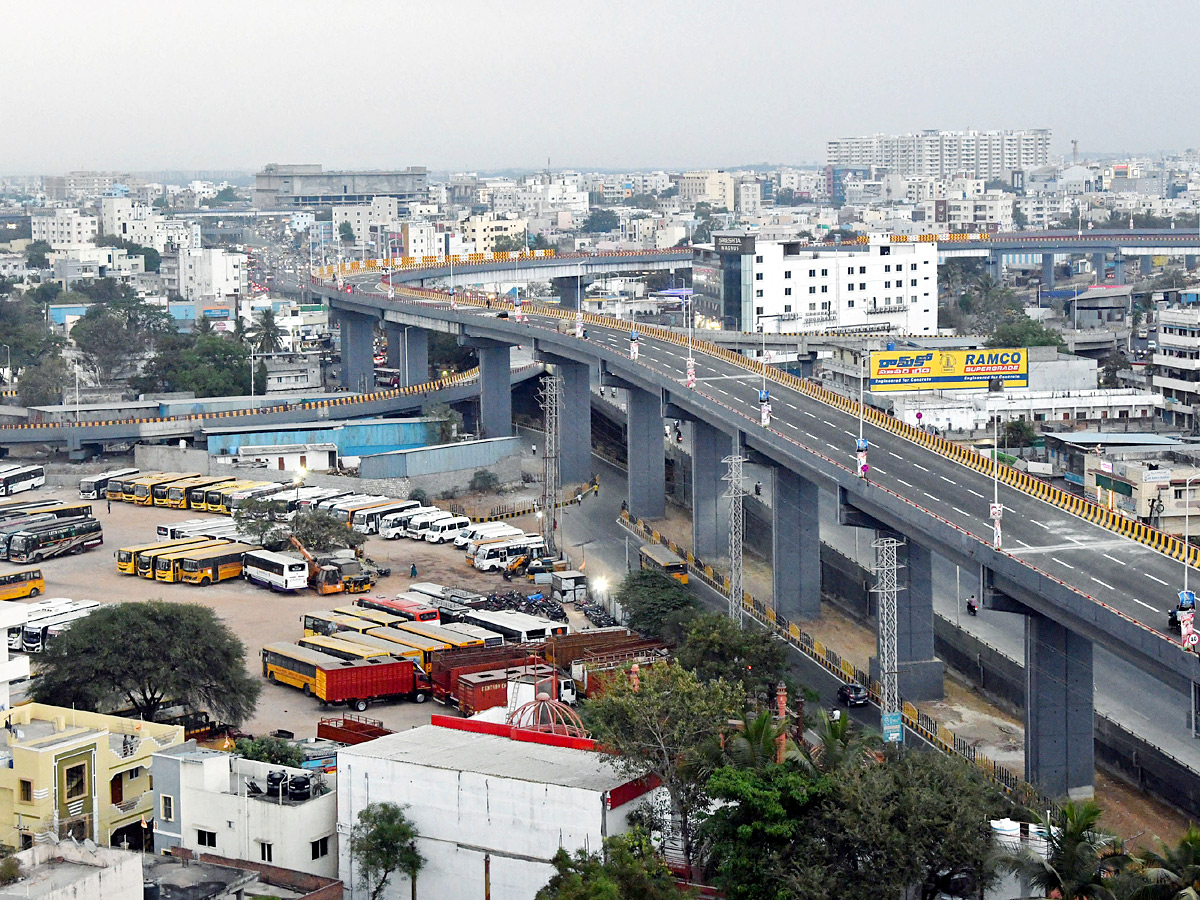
[176, 542, 258, 560]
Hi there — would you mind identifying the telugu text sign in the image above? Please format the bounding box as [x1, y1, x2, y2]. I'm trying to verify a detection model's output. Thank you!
[869, 349, 1028, 393]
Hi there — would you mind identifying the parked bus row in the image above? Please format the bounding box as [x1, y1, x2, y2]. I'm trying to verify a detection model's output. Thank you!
[115, 532, 312, 592]
[3, 515, 102, 564]
[4, 596, 99, 653]
[0, 465, 46, 497]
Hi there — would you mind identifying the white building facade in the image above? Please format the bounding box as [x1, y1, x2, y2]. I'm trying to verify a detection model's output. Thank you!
[827, 129, 1052, 179]
[30, 208, 98, 249]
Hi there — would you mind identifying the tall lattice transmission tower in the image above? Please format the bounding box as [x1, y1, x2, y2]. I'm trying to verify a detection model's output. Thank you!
[539, 374, 562, 558]
[722, 454, 746, 623]
[871, 535, 904, 743]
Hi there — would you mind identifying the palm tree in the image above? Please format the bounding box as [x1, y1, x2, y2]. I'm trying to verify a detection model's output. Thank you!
[247, 308, 283, 355]
[230, 315, 248, 347]
[1128, 824, 1200, 899]
[724, 710, 802, 769]
[996, 800, 1129, 900]
[192, 316, 215, 337]
[798, 709, 880, 776]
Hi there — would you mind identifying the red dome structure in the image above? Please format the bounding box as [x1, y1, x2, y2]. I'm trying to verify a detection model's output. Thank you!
[506, 692, 588, 738]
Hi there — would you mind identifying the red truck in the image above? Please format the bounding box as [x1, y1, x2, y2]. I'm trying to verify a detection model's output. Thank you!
[428, 644, 548, 706]
[317, 714, 395, 745]
[457, 662, 565, 716]
[262, 642, 432, 711]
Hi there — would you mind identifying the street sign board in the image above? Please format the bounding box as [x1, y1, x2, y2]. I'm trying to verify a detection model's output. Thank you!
[990, 503, 1003, 520]
[881, 711, 903, 743]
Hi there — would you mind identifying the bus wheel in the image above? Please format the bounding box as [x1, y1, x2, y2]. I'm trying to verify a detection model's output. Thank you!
[28, 588, 39, 598]
[352, 699, 368, 712]
[201, 577, 211, 586]
[267, 671, 276, 682]
[302, 683, 312, 697]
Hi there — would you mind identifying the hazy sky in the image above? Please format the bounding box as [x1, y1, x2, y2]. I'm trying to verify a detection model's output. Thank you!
[4, 0, 1199, 174]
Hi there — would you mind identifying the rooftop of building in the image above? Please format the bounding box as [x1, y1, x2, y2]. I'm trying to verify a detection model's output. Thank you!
[0, 840, 141, 900]
[236, 442, 338, 456]
[202, 415, 429, 436]
[339, 717, 632, 792]
[0, 704, 181, 763]
[142, 852, 259, 900]
[1045, 431, 1184, 448]
[156, 740, 336, 805]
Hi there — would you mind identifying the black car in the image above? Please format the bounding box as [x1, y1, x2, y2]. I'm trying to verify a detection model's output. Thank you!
[837, 683, 869, 707]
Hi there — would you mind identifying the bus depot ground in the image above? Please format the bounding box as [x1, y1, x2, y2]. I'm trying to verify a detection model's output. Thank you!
[0, 481, 1186, 844]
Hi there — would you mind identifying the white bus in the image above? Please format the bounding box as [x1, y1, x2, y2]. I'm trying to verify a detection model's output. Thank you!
[7, 597, 75, 651]
[472, 535, 548, 572]
[441, 621, 505, 647]
[380, 506, 438, 539]
[243, 549, 310, 592]
[314, 493, 378, 513]
[22, 599, 101, 652]
[79, 468, 139, 500]
[0, 466, 46, 497]
[460, 608, 569, 643]
[466, 529, 538, 557]
[425, 515, 471, 544]
[351, 500, 420, 534]
[405, 510, 454, 540]
[294, 489, 354, 513]
[155, 519, 213, 539]
[227, 483, 287, 511]
[454, 522, 521, 549]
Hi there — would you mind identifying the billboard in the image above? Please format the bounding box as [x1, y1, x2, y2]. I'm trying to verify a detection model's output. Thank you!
[868, 349, 1028, 393]
[714, 234, 756, 255]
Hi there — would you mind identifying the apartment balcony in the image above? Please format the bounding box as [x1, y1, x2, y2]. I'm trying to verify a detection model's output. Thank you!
[1152, 374, 1200, 397]
[1154, 354, 1200, 370]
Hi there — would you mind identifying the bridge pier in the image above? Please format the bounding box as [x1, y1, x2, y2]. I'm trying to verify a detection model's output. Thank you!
[1141, 255, 1155, 279]
[536, 353, 592, 484]
[987, 251, 1002, 283]
[1027, 610, 1095, 800]
[337, 309, 376, 393]
[691, 419, 733, 559]
[1188, 255, 1198, 272]
[461, 339, 513, 439]
[1092, 251, 1106, 281]
[626, 387, 666, 520]
[385, 324, 429, 386]
[1041, 253, 1056, 289]
[772, 467, 821, 621]
[551, 275, 593, 311]
[1114, 256, 1126, 285]
[869, 538, 944, 700]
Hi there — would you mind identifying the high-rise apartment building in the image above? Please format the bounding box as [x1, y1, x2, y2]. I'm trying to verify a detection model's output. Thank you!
[826, 130, 1051, 180]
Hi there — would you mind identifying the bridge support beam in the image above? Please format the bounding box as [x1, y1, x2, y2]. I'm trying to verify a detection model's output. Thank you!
[551, 276, 593, 311]
[1188, 255, 1197, 272]
[337, 310, 376, 393]
[461, 339, 513, 439]
[1092, 251, 1106, 281]
[1141, 255, 1155, 279]
[1041, 253, 1056, 289]
[1026, 610, 1095, 800]
[987, 251, 1002, 283]
[1114, 256, 1126, 285]
[692, 419, 733, 559]
[385, 324, 429, 386]
[870, 538, 944, 700]
[546, 356, 592, 484]
[626, 387, 666, 520]
[772, 467, 821, 621]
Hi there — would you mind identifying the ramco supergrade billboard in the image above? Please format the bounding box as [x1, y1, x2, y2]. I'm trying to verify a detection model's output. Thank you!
[868, 349, 1028, 392]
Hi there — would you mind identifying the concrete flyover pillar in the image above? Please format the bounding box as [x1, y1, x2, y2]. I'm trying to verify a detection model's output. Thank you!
[1041, 253, 1056, 289]
[550, 275, 592, 310]
[474, 343, 513, 439]
[1113, 256, 1126, 285]
[337, 309, 376, 393]
[987, 251, 1003, 283]
[1141, 255, 1155, 279]
[626, 387, 666, 520]
[1187, 255, 1197, 272]
[691, 420, 732, 559]
[1092, 251, 1106, 281]
[385, 324, 429, 387]
[772, 466, 821, 622]
[554, 358, 592, 485]
[870, 539, 944, 700]
[1026, 610, 1095, 800]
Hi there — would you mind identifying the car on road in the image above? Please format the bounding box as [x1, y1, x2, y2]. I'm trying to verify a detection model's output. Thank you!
[837, 682, 869, 706]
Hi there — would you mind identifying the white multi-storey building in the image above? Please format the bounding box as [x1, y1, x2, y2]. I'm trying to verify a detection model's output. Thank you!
[694, 232, 937, 333]
[333, 197, 402, 250]
[30, 208, 98, 249]
[167, 248, 247, 302]
[460, 215, 526, 253]
[827, 129, 1052, 180]
[99, 197, 195, 252]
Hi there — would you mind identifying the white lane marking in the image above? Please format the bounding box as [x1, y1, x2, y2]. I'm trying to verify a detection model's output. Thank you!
[1133, 598, 1159, 612]
[786, 403, 797, 410]
[1146, 573, 1170, 586]
[1091, 577, 1114, 590]
[824, 420, 836, 427]
[872, 466, 886, 475]
[1051, 557, 1074, 569]
[923, 492, 940, 502]
[805, 432, 819, 441]
[1103, 554, 1126, 566]
[1067, 536, 1085, 544]
[843, 430, 855, 438]
[968, 489, 984, 499]
[1017, 540, 1033, 549]
[897, 479, 913, 488]
[888, 451, 902, 459]
[1032, 520, 1050, 530]
[952, 507, 970, 517]
[803, 411, 816, 418]
[940, 476, 956, 484]
[912, 463, 929, 472]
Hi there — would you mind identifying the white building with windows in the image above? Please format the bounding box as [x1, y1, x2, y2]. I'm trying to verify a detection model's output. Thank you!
[30, 208, 98, 249]
[167, 247, 247, 302]
[693, 232, 938, 333]
[153, 741, 338, 879]
[99, 197, 195, 252]
[827, 129, 1052, 179]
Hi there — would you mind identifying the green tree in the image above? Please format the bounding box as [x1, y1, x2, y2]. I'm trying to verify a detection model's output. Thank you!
[349, 802, 424, 900]
[132, 333, 252, 397]
[192, 316, 216, 336]
[16, 355, 67, 406]
[583, 661, 742, 870]
[613, 568, 698, 641]
[247, 308, 284, 354]
[0, 294, 62, 374]
[71, 307, 144, 378]
[996, 800, 1128, 900]
[427, 331, 475, 375]
[1129, 823, 1200, 899]
[233, 496, 288, 547]
[94, 235, 161, 272]
[214, 186, 239, 203]
[536, 830, 687, 900]
[31, 601, 260, 724]
[234, 735, 304, 767]
[339, 221, 356, 243]
[152, 194, 169, 209]
[675, 612, 789, 696]
[290, 509, 365, 552]
[1004, 419, 1039, 449]
[987, 317, 1066, 349]
[722, 709, 802, 769]
[798, 709, 880, 777]
[582, 209, 619, 233]
[493, 234, 527, 252]
[469, 469, 500, 493]
[423, 401, 464, 444]
[1013, 207, 1029, 229]
[25, 240, 51, 269]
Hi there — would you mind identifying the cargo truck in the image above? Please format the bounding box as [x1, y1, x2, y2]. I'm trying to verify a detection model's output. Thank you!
[261, 642, 431, 710]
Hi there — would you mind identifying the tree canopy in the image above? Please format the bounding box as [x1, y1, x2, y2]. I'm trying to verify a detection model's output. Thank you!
[349, 802, 424, 900]
[31, 600, 260, 725]
[16, 356, 67, 406]
[247, 308, 284, 355]
[234, 735, 304, 767]
[613, 568, 698, 641]
[132, 332, 254, 397]
[674, 612, 789, 698]
[339, 221, 356, 242]
[986, 316, 1065, 349]
[25, 240, 50, 269]
[536, 831, 688, 900]
[290, 509, 366, 552]
[0, 294, 62, 375]
[582, 209, 619, 233]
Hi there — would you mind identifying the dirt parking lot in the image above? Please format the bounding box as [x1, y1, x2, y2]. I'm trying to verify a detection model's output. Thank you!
[1, 486, 550, 738]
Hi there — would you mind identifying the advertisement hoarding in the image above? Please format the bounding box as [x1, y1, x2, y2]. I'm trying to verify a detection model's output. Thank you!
[868, 349, 1028, 393]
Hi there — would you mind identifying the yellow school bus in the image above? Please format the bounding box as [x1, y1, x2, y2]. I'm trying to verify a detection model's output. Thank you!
[178, 542, 257, 586]
[152, 540, 231, 582]
[127, 472, 201, 506]
[354, 627, 448, 668]
[112, 472, 163, 502]
[639, 543, 689, 585]
[116, 537, 212, 575]
[301, 610, 380, 638]
[334, 605, 405, 629]
[297, 635, 395, 662]
[0, 568, 44, 601]
[208, 482, 276, 516]
[157, 475, 236, 509]
[395, 620, 484, 652]
[191, 479, 256, 512]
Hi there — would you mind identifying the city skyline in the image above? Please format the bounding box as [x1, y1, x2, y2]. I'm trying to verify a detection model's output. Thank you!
[4, 0, 1199, 174]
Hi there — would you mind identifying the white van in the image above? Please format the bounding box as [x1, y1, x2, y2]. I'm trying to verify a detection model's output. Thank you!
[455, 522, 522, 549]
[406, 510, 454, 540]
[425, 515, 471, 544]
[473, 536, 548, 572]
[380, 505, 438, 539]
